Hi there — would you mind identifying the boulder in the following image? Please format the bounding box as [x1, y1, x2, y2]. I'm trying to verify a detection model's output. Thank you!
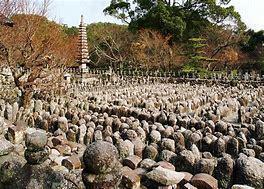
[234, 154, 264, 189]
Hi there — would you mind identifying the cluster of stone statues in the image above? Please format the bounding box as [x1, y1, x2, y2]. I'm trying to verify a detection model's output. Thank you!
[0, 74, 263, 188]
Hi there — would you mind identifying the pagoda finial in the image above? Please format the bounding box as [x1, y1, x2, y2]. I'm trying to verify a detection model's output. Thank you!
[81, 15, 84, 25]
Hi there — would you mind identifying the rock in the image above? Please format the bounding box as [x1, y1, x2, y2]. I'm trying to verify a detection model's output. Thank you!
[161, 138, 175, 152]
[78, 124, 87, 144]
[35, 100, 43, 113]
[234, 154, 264, 188]
[51, 136, 66, 146]
[143, 145, 158, 160]
[213, 153, 234, 189]
[24, 148, 49, 165]
[94, 130, 103, 141]
[51, 165, 69, 173]
[231, 185, 255, 189]
[121, 169, 141, 189]
[150, 130, 161, 143]
[83, 141, 119, 174]
[259, 152, 264, 162]
[125, 129, 138, 141]
[253, 145, 262, 157]
[201, 136, 213, 152]
[139, 158, 156, 170]
[4, 103, 12, 121]
[195, 158, 215, 175]
[117, 139, 131, 159]
[179, 172, 193, 186]
[0, 139, 14, 156]
[191, 173, 218, 189]
[67, 129, 77, 142]
[226, 137, 239, 158]
[6, 124, 25, 144]
[123, 155, 142, 170]
[0, 155, 25, 185]
[215, 121, 227, 135]
[189, 132, 202, 146]
[62, 155, 81, 170]
[125, 140, 135, 156]
[173, 131, 185, 147]
[152, 161, 175, 171]
[202, 152, 213, 159]
[159, 150, 177, 163]
[57, 116, 68, 132]
[213, 138, 226, 157]
[241, 148, 255, 157]
[49, 149, 60, 161]
[183, 183, 198, 189]
[82, 141, 122, 189]
[146, 166, 185, 186]
[176, 150, 196, 173]
[25, 130, 47, 151]
[54, 156, 67, 166]
[256, 119, 264, 140]
[132, 138, 145, 158]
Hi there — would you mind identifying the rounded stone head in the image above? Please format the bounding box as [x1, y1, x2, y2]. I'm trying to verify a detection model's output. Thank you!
[83, 141, 119, 174]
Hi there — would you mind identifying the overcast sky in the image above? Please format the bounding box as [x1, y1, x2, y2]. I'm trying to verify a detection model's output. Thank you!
[49, 0, 264, 31]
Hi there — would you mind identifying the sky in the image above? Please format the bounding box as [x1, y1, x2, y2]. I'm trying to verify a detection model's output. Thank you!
[49, 0, 264, 31]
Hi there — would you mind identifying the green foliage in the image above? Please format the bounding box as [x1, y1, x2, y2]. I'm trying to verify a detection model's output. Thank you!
[186, 38, 208, 66]
[86, 22, 128, 44]
[62, 25, 78, 36]
[241, 30, 264, 52]
[104, 0, 245, 41]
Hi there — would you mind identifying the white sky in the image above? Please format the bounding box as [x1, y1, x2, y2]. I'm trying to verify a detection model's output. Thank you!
[49, 0, 264, 31]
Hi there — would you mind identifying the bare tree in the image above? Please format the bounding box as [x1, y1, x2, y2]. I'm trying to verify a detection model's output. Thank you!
[0, 0, 73, 108]
[131, 29, 185, 70]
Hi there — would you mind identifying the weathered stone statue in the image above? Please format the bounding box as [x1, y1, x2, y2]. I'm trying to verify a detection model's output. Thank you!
[82, 141, 122, 189]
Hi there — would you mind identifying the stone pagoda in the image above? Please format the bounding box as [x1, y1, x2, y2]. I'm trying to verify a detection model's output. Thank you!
[77, 15, 90, 73]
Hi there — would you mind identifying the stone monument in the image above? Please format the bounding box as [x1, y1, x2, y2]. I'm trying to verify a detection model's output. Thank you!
[77, 15, 90, 73]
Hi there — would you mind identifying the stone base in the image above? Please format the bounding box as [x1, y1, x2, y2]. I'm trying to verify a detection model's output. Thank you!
[82, 167, 122, 189]
[24, 148, 49, 165]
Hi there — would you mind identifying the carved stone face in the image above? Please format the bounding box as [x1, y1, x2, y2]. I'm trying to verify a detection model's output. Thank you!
[0, 14, 13, 27]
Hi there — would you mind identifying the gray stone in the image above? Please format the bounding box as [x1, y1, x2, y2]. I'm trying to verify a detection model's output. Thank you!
[161, 138, 175, 152]
[25, 130, 47, 151]
[146, 166, 185, 186]
[150, 130, 161, 143]
[231, 185, 255, 189]
[234, 154, 264, 188]
[0, 139, 14, 156]
[83, 141, 119, 174]
[195, 158, 215, 175]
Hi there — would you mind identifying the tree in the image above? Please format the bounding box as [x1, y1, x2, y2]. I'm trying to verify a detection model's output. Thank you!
[131, 29, 185, 70]
[241, 30, 264, 73]
[200, 25, 245, 70]
[62, 25, 78, 36]
[0, 2, 74, 107]
[87, 22, 136, 69]
[104, 0, 245, 41]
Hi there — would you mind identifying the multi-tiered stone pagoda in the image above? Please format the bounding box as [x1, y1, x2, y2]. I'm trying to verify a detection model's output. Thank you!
[77, 15, 90, 73]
